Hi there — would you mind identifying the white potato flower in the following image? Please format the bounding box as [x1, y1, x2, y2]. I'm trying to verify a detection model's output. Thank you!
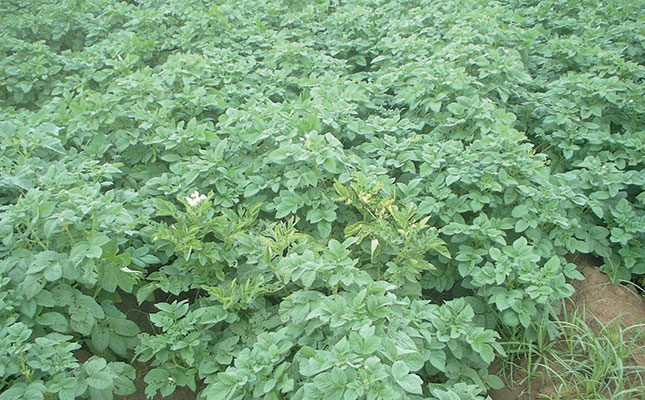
[186, 191, 207, 206]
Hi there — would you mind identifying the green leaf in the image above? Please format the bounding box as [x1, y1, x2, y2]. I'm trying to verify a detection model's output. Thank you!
[136, 283, 157, 305]
[544, 256, 560, 271]
[318, 221, 332, 239]
[391, 360, 409, 380]
[92, 326, 111, 353]
[244, 183, 260, 197]
[109, 335, 128, 357]
[330, 368, 347, 385]
[36, 312, 68, 333]
[86, 245, 103, 259]
[92, 70, 109, 82]
[432, 389, 460, 400]
[370, 238, 380, 262]
[307, 209, 324, 224]
[21, 275, 45, 299]
[88, 387, 112, 400]
[445, 175, 460, 186]
[43, 263, 62, 281]
[323, 158, 338, 173]
[514, 219, 529, 232]
[486, 374, 505, 390]
[84, 358, 107, 375]
[511, 205, 529, 218]
[152, 198, 178, 217]
[300, 269, 316, 288]
[70, 244, 90, 265]
[275, 194, 300, 219]
[109, 318, 140, 337]
[429, 350, 446, 372]
[23, 384, 46, 400]
[396, 374, 422, 394]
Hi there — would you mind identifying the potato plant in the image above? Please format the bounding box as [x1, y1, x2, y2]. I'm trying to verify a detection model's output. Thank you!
[1, 0, 643, 399]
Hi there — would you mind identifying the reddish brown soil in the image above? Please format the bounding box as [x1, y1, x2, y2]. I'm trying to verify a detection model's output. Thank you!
[488, 256, 645, 400]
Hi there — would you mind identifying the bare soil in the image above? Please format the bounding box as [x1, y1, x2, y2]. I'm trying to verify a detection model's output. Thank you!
[488, 255, 645, 400]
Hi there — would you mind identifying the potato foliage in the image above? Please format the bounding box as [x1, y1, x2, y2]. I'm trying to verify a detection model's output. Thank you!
[1, 0, 643, 399]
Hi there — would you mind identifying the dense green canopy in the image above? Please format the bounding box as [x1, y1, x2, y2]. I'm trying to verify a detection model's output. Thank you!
[1, 0, 643, 399]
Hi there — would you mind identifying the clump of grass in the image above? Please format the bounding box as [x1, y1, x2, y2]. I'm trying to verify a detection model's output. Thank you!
[499, 304, 645, 399]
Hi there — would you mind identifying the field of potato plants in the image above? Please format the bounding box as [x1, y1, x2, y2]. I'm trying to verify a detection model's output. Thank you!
[1, 0, 644, 399]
